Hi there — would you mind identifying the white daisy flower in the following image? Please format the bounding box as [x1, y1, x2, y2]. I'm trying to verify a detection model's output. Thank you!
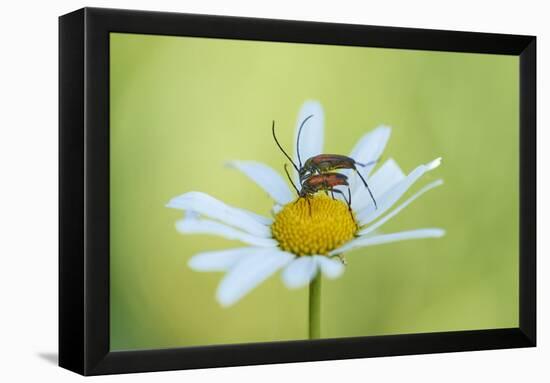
[167, 101, 444, 308]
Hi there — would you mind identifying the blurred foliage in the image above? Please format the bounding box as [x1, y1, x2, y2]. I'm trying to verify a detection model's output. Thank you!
[110, 33, 519, 350]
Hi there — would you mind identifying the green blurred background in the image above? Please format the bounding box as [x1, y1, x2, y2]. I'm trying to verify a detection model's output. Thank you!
[110, 33, 519, 351]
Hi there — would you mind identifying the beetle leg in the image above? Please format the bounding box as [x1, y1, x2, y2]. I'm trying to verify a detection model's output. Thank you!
[331, 188, 355, 223]
[330, 254, 347, 265]
[330, 188, 350, 208]
[354, 158, 379, 168]
[347, 186, 357, 225]
[338, 254, 347, 265]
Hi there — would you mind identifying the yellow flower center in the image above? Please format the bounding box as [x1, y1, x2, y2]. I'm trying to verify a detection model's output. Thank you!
[271, 195, 357, 256]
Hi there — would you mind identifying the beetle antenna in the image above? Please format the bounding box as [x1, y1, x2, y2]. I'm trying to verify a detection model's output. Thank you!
[355, 170, 378, 210]
[284, 163, 300, 196]
[296, 114, 314, 168]
[272, 121, 300, 172]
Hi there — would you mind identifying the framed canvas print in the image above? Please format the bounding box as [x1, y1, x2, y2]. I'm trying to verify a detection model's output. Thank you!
[59, 7, 536, 376]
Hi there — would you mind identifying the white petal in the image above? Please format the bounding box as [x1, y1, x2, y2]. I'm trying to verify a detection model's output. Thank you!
[369, 158, 406, 197]
[176, 217, 277, 247]
[227, 160, 294, 205]
[349, 125, 392, 166]
[216, 249, 294, 307]
[351, 158, 405, 213]
[358, 179, 444, 236]
[281, 256, 319, 289]
[329, 228, 446, 255]
[357, 157, 442, 226]
[236, 207, 273, 226]
[314, 255, 345, 279]
[293, 100, 324, 181]
[188, 247, 261, 272]
[347, 125, 391, 191]
[167, 191, 270, 237]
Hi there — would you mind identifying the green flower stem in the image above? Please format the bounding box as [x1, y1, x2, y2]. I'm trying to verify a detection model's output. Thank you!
[308, 273, 322, 339]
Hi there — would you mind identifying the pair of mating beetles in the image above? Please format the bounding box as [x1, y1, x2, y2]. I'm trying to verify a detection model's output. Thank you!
[272, 115, 378, 212]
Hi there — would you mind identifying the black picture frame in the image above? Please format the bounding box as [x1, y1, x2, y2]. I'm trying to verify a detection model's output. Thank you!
[59, 7, 536, 376]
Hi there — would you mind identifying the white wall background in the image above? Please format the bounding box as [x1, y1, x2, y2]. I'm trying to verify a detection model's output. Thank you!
[0, 0, 546, 381]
